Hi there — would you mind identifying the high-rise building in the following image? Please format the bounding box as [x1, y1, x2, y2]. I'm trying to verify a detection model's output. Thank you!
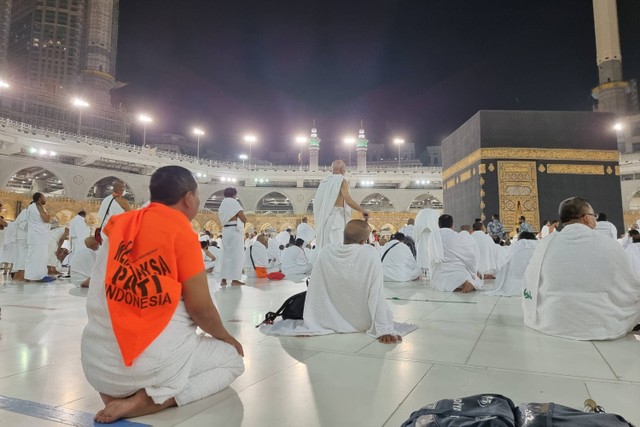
[8, 0, 86, 91]
[6, 0, 119, 103]
[0, 0, 128, 142]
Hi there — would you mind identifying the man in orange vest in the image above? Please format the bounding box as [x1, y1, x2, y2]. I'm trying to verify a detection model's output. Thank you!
[81, 165, 244, 423]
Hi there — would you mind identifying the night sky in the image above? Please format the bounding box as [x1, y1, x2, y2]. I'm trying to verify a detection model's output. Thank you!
[112, 1, 640, 163]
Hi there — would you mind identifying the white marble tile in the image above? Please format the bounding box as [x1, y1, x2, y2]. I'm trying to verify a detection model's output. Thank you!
[358, 320, 485, 364]
[177, 352, 432, 427]
[468, 325, 616, 379]
[593, 334, 640, 382]
[0, 275, 638, 427]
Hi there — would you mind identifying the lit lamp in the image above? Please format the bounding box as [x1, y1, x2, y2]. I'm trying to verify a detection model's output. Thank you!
[239, 153, 248, 167]
[344, 137, 355, 167]
[193, 128, 205, 160]
[295, 136, 307, 170]
[137, 114, 153, 146]
[613, 122, 624, 132]
[72, 98, 90, 135]
[244, 134, 257, 166]
[394, 138, 405, 169]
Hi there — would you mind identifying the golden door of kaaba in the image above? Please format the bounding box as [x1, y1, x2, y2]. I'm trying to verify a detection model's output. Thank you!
[497, 161, 540, 235]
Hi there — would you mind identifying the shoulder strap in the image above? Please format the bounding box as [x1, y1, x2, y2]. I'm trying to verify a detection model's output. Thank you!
[99, 197, 117, 230]
[381, 242, 401, 263]
[250, 245, 256, 269]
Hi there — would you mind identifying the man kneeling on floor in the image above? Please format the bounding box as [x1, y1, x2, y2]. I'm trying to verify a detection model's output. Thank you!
[523, 196, 640, 340]
[260, 219, 416, 343]
[81, 165, 244, 424]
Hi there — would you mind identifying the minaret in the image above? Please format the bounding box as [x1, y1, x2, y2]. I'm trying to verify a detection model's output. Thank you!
[308, 122, 321, 172]
[80, 0, 120, 105]
[0, 0, 10, 74]
[356, 122, 368, 173]
[591, 0, 628, 114]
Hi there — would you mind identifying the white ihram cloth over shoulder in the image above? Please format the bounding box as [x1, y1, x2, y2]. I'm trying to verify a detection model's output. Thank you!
[69, 214, 90, 264]
[261, 243, 417, 338]
[523, 223, 640, 340]
[281, 245, 313, 278]
[414, 209, 440, 269]
[81, 237, 244, 406]
[218, 197, 244, 281]
[485, 239, 538, 297]
[97, 195, 125, 239]
[12, 209, 28, 271]
[429, 228, 483, 292]
[2, 221, 17, 264]
[625, 243, 640, 279]
[595, 220, 617, 240]
[380, 240, 421, 282]
[70, 245, 97, 286]
[313, 174, 348, 249]
[471, 231, 507, 275]
[25, 203, 50, 280]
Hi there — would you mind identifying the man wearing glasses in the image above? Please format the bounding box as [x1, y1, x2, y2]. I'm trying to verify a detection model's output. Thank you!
[522, 196, 640, 340]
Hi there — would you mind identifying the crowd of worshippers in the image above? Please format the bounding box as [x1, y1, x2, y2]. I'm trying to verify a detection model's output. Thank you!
[0, 196, 100, 286]
[2, 161, 639, 424]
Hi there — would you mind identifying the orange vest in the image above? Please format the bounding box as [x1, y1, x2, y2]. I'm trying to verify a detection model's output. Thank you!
[104, 203, 204, 366]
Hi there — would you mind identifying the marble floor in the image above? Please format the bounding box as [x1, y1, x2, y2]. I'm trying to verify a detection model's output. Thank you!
[0, 274, 639, 426]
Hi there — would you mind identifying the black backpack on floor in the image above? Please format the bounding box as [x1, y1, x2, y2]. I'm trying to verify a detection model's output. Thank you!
[256, 291, 306, 327]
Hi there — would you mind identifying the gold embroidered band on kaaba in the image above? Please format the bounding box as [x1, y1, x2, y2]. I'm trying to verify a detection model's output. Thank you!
[442, 148, 619, 180]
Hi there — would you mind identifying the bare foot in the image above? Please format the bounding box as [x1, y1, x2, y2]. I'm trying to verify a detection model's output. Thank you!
[94, 389, 175, 424]
[378, 334, 402, 344]
[454, 281, 476, 293]
[231, 280, 244, 286]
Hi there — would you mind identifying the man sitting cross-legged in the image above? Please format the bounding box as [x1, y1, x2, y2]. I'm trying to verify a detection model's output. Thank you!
[523, 196, 640, 340]
[81, 165, 244, 424]
[428, 214, 483, 293]
[380, 232, 421, 282]
[260, 219, 416, 343]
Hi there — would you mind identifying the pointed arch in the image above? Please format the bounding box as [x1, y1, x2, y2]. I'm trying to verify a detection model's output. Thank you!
[4, 166, 67, 196]
[256, 192, 294, 213]
[409, 193, 443, 211]
[203, 190, 243, 211]
[359, 193, 395, 212]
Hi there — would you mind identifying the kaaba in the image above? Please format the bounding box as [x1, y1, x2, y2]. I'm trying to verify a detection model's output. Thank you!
[441, 110, 623, 235]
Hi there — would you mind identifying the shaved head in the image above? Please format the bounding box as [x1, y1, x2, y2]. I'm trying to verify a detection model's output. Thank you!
[332, 159, 346, 174]
[343, 219, 370, 244]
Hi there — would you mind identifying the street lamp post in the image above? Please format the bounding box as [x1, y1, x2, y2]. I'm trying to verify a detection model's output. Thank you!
[72, 98, 90, 135]
[193, 128, 205, 161]
[138, 114, 153, 146]
[239, 154, 248, 167]
[0, 79, 9, 110]
[244, 134, 257, 167]
[394, 138, 405, 169]
[295, 136, 307, 170]
[344, 137, 355, 167]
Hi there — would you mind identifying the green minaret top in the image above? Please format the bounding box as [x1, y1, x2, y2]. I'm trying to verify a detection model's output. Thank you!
[308, 121, 321, 148]
[356, 125, 368, 148]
